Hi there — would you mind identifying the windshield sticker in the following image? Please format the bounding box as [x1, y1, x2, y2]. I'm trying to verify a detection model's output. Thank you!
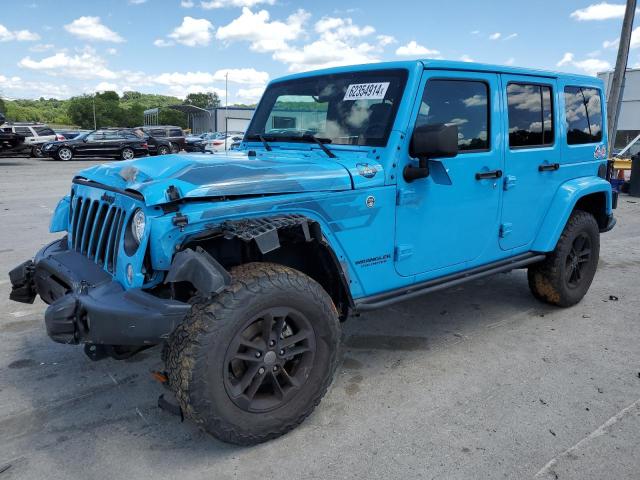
[343, 82, 390, 101]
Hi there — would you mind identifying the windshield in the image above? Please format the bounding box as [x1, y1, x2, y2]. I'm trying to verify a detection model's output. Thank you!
[246, 69, 408, 147]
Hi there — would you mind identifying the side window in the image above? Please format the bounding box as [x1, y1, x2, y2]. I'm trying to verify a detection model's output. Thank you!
[417, 79, 490, 152]
[169, 128, 183, 136]
[507, 83, 554, 148]
[15, 127, 34, 137]
[151, 129, 165, 137]
[34, 127, 55, 136]
[564, 86, 603, 145]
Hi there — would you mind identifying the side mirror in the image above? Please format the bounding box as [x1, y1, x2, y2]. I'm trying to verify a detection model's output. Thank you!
[404, 124, 458, 182]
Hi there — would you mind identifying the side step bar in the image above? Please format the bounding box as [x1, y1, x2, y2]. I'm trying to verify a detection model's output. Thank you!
[355, 252, 546, 311]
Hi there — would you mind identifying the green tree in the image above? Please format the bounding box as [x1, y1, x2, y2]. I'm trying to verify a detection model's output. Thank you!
[184, 92, 220, 109]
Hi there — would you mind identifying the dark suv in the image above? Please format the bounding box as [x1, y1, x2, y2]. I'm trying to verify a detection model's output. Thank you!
[42, 128, 148, 161]
[140, 126, 185, 152]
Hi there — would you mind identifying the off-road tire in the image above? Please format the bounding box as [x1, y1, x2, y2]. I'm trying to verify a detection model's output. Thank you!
[528, 209, 600, 307]
[165, 262, 340, 445]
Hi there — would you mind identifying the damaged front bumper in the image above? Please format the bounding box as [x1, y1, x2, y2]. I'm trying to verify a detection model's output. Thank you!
[8, 238, 190, 346]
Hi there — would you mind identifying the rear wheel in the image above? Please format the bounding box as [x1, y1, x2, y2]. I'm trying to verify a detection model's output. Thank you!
[170, 143, 179, 153]
[158, 145, 170, 155]
[31, 145, 44, 158]
[121, 147, 135, 160]
[528, 210, 600, 307]
[57, 147, 73, 161]
[165, 262, 340, 445]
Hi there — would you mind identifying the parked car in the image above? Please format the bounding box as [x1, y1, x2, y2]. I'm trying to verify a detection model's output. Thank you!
[9, 60, 616, 446]
[140, 125, 185, 152]
[0, 122, 63, 157]
[41, 128, 148, 161]
[130, 128, 173, 156]
[204, 132, 244, 152]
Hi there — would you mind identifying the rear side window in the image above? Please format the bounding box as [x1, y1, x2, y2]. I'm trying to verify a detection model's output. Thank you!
[417, 79, 490, 152]
[15, 127, 34, 137]
[507, 83, 554, 148]
[150, 129, 165, 137]
[169, 128, 183, 136]
[34, 127, 55, 136]
[564, 86, 603, 145]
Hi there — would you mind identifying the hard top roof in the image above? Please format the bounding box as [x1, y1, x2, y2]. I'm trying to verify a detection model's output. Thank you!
[273, 59, 603, 87]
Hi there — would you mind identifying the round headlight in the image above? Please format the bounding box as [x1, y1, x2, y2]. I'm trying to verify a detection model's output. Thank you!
[131, 209, 146, 243]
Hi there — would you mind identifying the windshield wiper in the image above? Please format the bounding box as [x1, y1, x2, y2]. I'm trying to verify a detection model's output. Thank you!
[301, 134, 336, 158]
[246, 134, 272, 151]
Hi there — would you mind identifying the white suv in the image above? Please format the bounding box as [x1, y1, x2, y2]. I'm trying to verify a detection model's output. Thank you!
[0, 123, 62, 157]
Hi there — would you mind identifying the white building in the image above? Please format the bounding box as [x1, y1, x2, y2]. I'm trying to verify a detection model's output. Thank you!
[599, 69, 640, 151]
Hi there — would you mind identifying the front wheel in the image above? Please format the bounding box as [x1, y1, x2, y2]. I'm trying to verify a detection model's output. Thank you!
[121, 147, 135, 160]
[528, 210, 600, 307]
[57, 147, 73, 161]
[158, 145, 170, 155]
[31, 145, 44, 158]
[166, 262, 340, 445]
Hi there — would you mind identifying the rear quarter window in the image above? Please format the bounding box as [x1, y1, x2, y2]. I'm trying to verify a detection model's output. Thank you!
[564, 86, 603, 145]
[34, 127, 55, 136]
[150, 129, 166, 137]
[169, 129, 183, 136]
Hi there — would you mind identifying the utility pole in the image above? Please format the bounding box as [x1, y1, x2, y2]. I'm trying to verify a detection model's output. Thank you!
[225, 72, 229, 151]
[607, 0, 636, 152]
[92, 93, 97, 130]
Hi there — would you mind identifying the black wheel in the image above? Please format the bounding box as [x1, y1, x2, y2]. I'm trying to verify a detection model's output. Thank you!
[121, 147, 135, 160]
[170, 143, 179, 153]
[57, 147, 73, 161]
[165, 262, 340, 445]
[528, 210, 600, 307]
[158, 145, 170, 155]
[31, 145, 44, 158]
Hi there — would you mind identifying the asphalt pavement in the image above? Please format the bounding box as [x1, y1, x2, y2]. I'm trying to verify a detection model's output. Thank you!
[0, 155, 639, 479]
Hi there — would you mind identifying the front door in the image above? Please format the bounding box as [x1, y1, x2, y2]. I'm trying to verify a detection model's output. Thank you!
[394, 70, 503, 277]
[499, 75, 561, 250]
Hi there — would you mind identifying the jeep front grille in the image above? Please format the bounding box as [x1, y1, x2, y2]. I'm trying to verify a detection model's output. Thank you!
[70, 196, 126, 273]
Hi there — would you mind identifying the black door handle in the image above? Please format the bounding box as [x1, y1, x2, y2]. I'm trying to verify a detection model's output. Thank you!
[475, 169, 503, 180]
[538, 163, 560, 172]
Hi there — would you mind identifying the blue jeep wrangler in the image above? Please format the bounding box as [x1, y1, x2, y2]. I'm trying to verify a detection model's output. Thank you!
[9, 60, 616, 445]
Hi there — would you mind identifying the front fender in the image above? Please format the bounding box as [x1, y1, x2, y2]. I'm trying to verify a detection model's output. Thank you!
[50, 195, 70, 233]
[532, 177, 612, 252]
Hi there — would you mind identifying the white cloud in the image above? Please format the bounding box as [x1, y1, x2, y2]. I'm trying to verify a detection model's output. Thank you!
[504, 33, 518, 40]
[64, 16, 124, 43]
[505, 57, 515, 65]
[460, 54, 474, 62]
[129, 0, 147, 4]
[181, 0, 194, 6]
[0, 74, 73, 99]
[377, 35, 396, 47]
[216, 8, 308, 52]
[156, 16, 214, 47]
[489, 32, 501, 40]
[95, 81, 120, 92]
[236, 86, 265, 103]
[570, 2, 627, 20]
[107, 47, 117, 55]
[201, 0, 274, 8]
[395, 40, 440, 56]
[603, 26, 640, 49]
[557, 52, 574, 66]
[212, 68, 269, 84]
[0, 24, 40, 42]
[18, 48, 118, 79]
[557, 52, 611, 75]
[29, 43, 54, 52]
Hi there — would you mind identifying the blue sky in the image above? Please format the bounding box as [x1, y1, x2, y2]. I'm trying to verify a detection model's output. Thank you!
[0, 0, 638, 103]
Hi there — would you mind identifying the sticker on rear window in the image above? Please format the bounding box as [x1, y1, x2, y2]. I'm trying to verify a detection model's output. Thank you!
[343, 82, 390, 101]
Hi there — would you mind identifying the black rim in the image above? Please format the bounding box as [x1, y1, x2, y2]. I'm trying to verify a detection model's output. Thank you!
[565, 232, 592, 288]
[223, 307, 316, 413]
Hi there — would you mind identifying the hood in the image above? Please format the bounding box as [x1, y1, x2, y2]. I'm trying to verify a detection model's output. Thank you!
[75, 150, 354, 206]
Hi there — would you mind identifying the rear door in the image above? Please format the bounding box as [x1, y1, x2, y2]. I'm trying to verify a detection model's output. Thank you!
[499, 75, 562, 250]
[394, 70, 504, 276]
